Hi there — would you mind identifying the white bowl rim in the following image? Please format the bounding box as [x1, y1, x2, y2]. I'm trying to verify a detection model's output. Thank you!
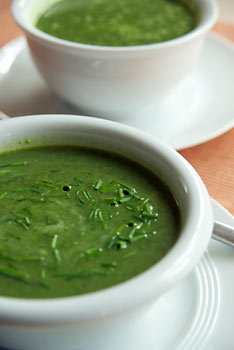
[11, 0, 219, 53]
[0, 114, 213, 324]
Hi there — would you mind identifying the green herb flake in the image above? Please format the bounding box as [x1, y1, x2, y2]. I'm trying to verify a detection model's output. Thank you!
[92, 269, 108, 276]
[10, 162, 26, 167]
[93, 179, 102, 190]
[85, 247, 102, 257]
[0, 169, 11, 176]
[100, 262, 117, 270]
[0, 192, 7, 200]
[53, 248, 61, 262]
[141, 212, 158, 219]
[0, 265, 29, 283]
[51, 235, 58, 249]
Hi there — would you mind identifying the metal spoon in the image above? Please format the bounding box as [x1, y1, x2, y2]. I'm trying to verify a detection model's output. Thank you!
[212, 221, 234, 248]
[0, 112, 234, 248]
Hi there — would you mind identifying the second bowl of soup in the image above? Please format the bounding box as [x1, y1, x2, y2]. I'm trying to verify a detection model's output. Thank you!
[12, 0, 218, 120]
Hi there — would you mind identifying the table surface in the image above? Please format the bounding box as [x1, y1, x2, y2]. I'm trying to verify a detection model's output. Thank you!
[0, 0, 234, 216]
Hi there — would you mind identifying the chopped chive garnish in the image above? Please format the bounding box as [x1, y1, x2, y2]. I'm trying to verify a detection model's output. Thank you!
[24, 216, 30, 225]
[13, 189, 26, 193]
[78, 196, 85, 204]
[123, 251, 137, 258]
[83, 189, 91, 200]
[118, 188, 124, 198]
[7, 232, 21, 240]
[115, 223, 127, 235]
[130, 234, 147, 243]
[132, 214, 145, 223]
[54, 271, 87, 280]
[73, 177, 83, 184]
[0, 169, 11, 176]
[129, 226, 137, 239]
[146, 220, 152, 229]
[130, 193, 141, 200]
[40, 180, 51, 184]
[44, 232, 55, 238]
[100, 262, 117, 270]
[14, 219, 29, 231]
[10, 162, 26, 167]
[30, 197, 46, 203]
[112, 181, 131, 189]
[145, 205, 152, 214]
[41, 269, 46, 279]
[101, 197, 117, 202]
[88, 210, 95, 221]
[0, 162, 26, 168]
[38, 281, 50, 289]
[0, 218, 14, 224]
[31, 189, 41, 194]
[0, 193, 6, 200]
[106, 240, 116, 250]
[53, 249, 61, 262]
[0, 177, 18, 184]
[0, 174, 27, 184]
[98, 209, 104, 222]
[17, 197, 27, 202]
[63, 241, 79, 248]
[37, 182, 56, 189]
[0, 253, 18, 262]
[92, 269, 108, 276]
[93, 209, 99, 218]
[118, 235, 130, 242]
[126, 206, 136, 212]
[100, 184, 118, 193]
[93, 179, 102, 190]
[51, 235, 58, 249]
[0, 265, 29, 283]
[23, 257, 41, 262]
[85, 247, 102, 257]
[10, 211, 20, 218]
[119, 197, 131, 204]
[76, 190, 86, 204]
[141, 212, 158, 219]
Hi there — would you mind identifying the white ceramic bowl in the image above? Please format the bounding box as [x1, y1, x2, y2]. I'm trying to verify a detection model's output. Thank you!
[0, 114, 213, 350]
[11, 0, 218, 121]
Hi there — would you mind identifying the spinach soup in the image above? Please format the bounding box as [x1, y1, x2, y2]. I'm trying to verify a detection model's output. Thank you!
[35, 0, 200, 46]
[0, 146, 180, 299]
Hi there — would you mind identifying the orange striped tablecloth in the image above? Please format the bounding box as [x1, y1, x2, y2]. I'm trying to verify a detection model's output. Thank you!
[180, 22, 234, 216]
[0, 0, 234, 215]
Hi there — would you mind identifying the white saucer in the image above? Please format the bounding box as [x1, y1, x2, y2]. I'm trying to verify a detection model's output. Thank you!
[0, 34, 234, 150]
[93, 250, 220, 350]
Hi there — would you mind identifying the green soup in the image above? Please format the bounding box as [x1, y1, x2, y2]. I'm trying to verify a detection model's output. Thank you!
[35, 0, 200, 46]
[0, 146, 180, 299]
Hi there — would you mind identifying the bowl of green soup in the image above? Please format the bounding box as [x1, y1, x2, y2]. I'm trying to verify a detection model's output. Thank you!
[0, 114, 213, 349]
[12, 0, 218, 120]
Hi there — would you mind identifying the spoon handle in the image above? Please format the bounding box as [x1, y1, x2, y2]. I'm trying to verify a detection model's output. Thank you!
[212, 221, 234, 248]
